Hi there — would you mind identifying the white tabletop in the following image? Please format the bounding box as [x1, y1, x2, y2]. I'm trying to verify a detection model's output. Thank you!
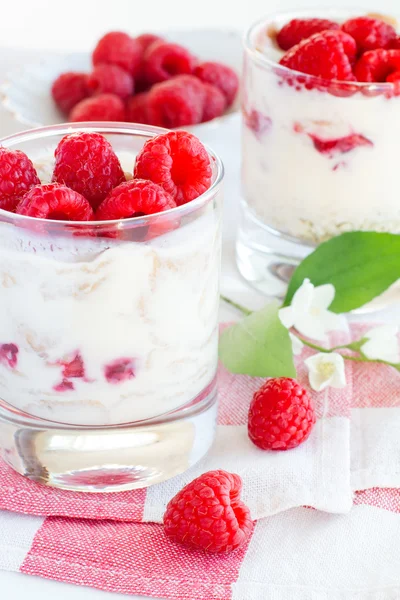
[0, 0, 394, 53]
[1, 1, 400, 595]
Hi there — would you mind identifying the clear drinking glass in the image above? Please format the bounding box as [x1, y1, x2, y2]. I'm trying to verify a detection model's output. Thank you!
[238, 9, 400, 298]
[0, 122, 223, 492]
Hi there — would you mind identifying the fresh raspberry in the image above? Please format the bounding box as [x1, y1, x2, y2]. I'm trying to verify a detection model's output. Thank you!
[308, 132, 373, 155]
[134, 130, 212, 205]
[52, 132, 125, 209]
[163, 470, 253, 553]
[146, 75, 205, 128]
[386, 69, 400, 95]
[201, 83, 227, 122]
[69, 93, 125, 122]
[143, 41, 197, 85]
[0, 148, 40, 212]
[280, 30, 357, 81]
[104, 358, 135, 383]
[126, 92, 149, 123]
[92, 31, 142, 76]
[354, 48, 388, 81]
[133, 36, 165, 92]
[386, 69, 400, 82]
[244, 109, 272, 139]
[194, 61, 239, 107]
[248, 378, 316, 451]
[341, 16, 396, 53]
[51, 72, 90, 114]
[388, 36, 400, 49]
[135, 33, 164, 51]
[16, 184, 94, 221]
[354, 48, 400, 82]
[87, 64, 134, 99]
[276, 18, 340, 51]
[0, 343, 18, 369]
[95, 179, 176, 220]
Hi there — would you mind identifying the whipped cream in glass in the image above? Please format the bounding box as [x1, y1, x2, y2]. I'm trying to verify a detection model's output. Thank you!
[242, 10, 400, 244]
[0, 125, 222, 427]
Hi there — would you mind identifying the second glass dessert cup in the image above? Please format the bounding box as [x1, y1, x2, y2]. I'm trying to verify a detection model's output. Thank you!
[0, 122, 223, 492]
[238, 9, 400, 300]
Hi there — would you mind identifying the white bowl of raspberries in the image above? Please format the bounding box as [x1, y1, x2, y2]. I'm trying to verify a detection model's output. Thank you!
[2, 29, 241, 132]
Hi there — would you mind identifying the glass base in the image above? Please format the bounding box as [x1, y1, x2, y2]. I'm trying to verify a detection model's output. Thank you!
[0, 382, 217, 493]
[236, 201, 312, 299]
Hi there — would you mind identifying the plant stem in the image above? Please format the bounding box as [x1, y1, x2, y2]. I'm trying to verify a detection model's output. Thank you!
[295, 337, 329, 353]
[296, 335, 400, 371]
[220, 294, 400, 372]
[220, 295, 252, 316]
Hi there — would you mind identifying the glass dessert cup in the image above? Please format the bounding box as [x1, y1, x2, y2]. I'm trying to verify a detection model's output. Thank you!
[238, 9, 400, 303]
[0, 122, 223, 492]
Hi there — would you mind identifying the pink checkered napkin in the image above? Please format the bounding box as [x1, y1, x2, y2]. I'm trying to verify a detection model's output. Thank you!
[0, 324, 354, 522]
[1, 488, 400, 599]
[350, 324, 400, 492]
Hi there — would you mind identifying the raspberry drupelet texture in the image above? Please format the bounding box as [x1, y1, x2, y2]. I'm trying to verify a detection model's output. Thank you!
[96, 179, 176, 220]
[143, 41, 197, 85]
[88, 64, 134, 99]
[146, 75, 205, 128]
[201, 83, 227, 122]
[354, 48, 400, 82]
[0, 148, 40, 212]
[92, 31, 142, 76]
[386, 69, 400, 95]
[163, 470, 253, 553]
[51, 72, 90, 114]
[279, 30, 357, 81]
[52, 132, 125, 209]
[194, 61, 239, 106]
[341, 16, 397, 53]
[69, 94, 126, 123]
[248, 377, 316, 451]
[389, 36, 400, 49]
[135, 33, 164, 52]
[276, 18, 340, 51]
[125, 92, 149, 123]
[16, 183, 94, 221]
[134, 130, 212, 205]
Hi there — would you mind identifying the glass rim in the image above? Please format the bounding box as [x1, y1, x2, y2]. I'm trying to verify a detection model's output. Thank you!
[244, 8, 398, 91]
[0, 121, 224, 231]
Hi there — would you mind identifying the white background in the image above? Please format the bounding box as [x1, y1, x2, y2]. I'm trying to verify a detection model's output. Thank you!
[1, 0, 399, 52]
[1, 0, 400, 598]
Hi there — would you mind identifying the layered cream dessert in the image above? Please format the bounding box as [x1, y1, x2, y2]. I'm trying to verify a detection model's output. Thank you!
[242, 11, 400, 243]
[0, 130, 221, 426]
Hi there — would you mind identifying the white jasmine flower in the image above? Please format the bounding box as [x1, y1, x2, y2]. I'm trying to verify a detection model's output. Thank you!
[279, 278, 345, 341]
[361, 325, 400, 363]
[305, 352, 346, 392]
[290, 333, 303, 356]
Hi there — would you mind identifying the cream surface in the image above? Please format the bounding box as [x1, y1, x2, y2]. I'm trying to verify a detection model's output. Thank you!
[0, 157, 221, 425]
[242, 17, 400, 244]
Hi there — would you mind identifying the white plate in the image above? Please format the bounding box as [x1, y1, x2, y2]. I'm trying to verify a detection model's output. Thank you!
[1, 29, 243, 132]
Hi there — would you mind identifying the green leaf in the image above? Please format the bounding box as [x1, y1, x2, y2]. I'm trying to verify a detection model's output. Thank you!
[218, 300, 296, 378]
[283, 232, 400, 313]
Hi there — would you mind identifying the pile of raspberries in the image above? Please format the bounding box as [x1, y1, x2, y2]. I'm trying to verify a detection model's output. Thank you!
[276, 15, 400, 86]
[51, 31, 239, 128]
